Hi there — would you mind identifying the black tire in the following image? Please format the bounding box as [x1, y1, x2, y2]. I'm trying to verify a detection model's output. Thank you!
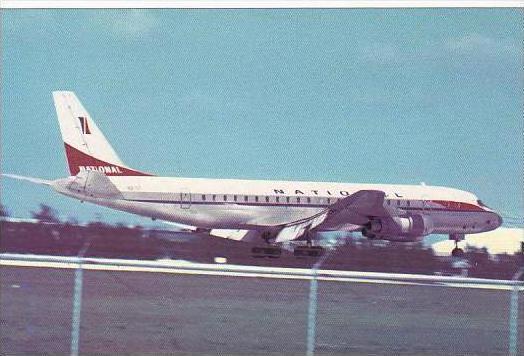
[251, 246, 281, 258]
[293, 246, 324, 258]
[451, 247, 464, 257]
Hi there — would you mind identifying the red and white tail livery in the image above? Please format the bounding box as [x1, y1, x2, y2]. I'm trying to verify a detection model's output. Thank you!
[53, 91, 150, 176]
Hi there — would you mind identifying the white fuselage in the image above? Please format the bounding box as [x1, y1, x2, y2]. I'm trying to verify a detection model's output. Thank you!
[53, 175, 502, 237]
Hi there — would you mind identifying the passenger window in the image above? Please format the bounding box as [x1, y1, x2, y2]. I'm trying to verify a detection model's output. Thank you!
[234, 195, 237, 202]
[223, 195, 227, 201]
[201, 194, 206, 201]
[276, 197, 280, 203]
[327, 198, 331, 204]
[244, 195, 248, 202]
[212, 194, 216, 201]
[265, 196, 269, 203]
[255, 196, 259, 202]
[407, 200, 410, 207]
[286, 197, 290, 203]
[307, 197, 311, 204]
[397, 200, 400, 206]
[297, 197, 300, 203]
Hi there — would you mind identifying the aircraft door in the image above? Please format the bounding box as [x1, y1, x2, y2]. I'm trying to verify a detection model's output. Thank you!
[180, 189, 191, 209]
[422, 193, 429, 215]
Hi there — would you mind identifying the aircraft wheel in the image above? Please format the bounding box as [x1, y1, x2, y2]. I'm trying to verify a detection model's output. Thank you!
[251, 246, 281, 258]
[451, 247, 464, 258]
[362, 228, 376, 239]
[294, 246, 325, 258]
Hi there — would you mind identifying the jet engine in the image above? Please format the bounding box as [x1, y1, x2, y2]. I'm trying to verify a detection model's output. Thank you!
[361, 215, 434, 242]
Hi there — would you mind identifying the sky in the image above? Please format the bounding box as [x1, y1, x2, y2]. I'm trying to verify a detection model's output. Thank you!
[1, 8, 522, 226]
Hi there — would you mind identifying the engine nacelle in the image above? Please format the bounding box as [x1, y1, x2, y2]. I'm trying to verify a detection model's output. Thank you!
[363, 215, 434, 242]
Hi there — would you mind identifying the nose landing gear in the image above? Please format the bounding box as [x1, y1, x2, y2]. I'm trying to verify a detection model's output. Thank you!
[449, 233, 465, 257]
[451, 242, 464, 258]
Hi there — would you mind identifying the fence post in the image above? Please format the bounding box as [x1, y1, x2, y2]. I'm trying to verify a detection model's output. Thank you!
[509, 268, 523, 356]
[70, 241, 91, 356]
[70, 260, 83, 356]
[306, 241, 342, 356]
[306, 263, 322, 356]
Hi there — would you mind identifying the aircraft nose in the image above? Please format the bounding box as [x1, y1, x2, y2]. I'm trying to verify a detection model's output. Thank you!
[495, 213, 503, 228]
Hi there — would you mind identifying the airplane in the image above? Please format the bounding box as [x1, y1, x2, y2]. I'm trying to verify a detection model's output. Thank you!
[3, 91, 503, 258]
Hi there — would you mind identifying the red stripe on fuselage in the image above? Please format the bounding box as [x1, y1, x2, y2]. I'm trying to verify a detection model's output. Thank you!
[64, 143, 152, 176]
[430, 200, 484, 212]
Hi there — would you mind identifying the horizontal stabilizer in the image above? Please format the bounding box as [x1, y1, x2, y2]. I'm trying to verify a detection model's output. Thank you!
[66, 170, 123, 199]
[2, 173, 52, 186]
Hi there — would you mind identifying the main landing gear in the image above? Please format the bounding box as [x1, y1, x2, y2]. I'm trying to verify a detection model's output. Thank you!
[250, 231, 325, 258]
[450, 233, 465, 257]
[251, 231, 282, 258]
[293, 245, 325, 257]
[293, 233, 325, 258]
[251, 246, 282, 258]
[250, 244, 325, 258]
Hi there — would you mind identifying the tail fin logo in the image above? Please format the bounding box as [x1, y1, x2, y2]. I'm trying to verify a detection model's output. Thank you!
[78, 117, 91, 134]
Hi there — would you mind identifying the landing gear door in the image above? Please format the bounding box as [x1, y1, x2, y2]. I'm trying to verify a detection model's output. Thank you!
[180, 189, 191, 209]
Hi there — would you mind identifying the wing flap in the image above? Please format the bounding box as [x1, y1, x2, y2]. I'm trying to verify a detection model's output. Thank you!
[275, 212, 328, 243]
[209, 229, 261, 242]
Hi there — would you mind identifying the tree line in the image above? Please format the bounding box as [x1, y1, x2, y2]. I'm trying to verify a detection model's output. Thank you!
[0, 203, 522, 279]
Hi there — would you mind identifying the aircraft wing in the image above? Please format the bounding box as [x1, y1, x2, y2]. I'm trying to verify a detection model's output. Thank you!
[275, 190, 388, 242]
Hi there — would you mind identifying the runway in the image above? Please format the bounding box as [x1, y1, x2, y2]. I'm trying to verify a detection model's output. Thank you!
[1, 254, 523, 355]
